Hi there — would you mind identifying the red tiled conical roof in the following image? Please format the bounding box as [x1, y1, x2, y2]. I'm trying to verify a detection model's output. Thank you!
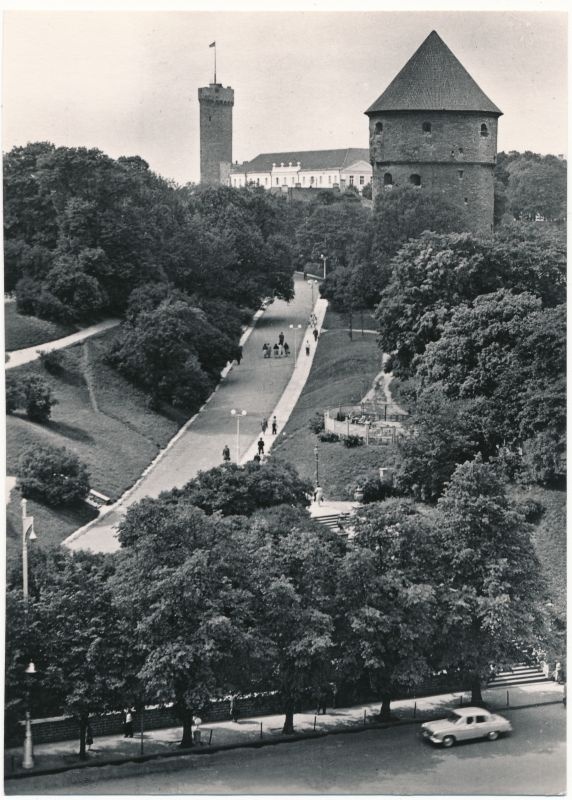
[366, 31, 502, 115]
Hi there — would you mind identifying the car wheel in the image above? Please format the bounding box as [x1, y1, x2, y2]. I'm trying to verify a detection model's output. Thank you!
[487, 730, 499, 741]
[442, 736, 455, 748]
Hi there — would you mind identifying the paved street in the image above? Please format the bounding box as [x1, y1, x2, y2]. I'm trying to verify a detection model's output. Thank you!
[5, 318, 120, 369]
[65, 275, 316, 553]
[15, 705, 564, 796]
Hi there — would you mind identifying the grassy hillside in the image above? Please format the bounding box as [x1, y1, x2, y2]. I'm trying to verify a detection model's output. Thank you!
[5, 330, 182, 563]
[4, 302, 76, 351]
[272, 310, 398, 499]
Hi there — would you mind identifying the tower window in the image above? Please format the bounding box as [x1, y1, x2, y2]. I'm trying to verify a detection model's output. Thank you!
[458, 170, 464, 179]
[459, 147, 464, 154]
[422, 122, 432, 133]
[360, 175, 365, 185]
[383, 172, 393, 186]
[375, 122, 383, 134]
[464, 197, 469, 205]
[480, 123, 489, 137]
[410, 174, 421, 186]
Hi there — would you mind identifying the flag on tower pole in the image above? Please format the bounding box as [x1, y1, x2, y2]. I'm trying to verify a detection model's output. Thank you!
[209, 41, 217, 83]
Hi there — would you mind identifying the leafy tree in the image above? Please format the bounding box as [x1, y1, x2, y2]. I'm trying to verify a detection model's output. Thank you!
[505, 154, 566, 222]
[5, 548, 129, 759]
[296, 200, 370, 273]
[6, 374, 25, 413]
[176, 460, 312, 519]
[114, 497, 259, 746]
[12, 375, 58, 423]
[395, 386, 480, 501]
[245, 508, 344, 733]
[433, 457, 550, 704]
[17, 444, 90, 505]
[337, 500, 439, 719]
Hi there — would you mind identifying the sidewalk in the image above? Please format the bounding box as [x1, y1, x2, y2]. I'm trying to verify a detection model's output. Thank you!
[5, 318, 120, 369]
[5, 682, 563, 781]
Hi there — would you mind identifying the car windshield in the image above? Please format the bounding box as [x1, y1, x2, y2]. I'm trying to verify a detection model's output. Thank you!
[446, 713, 461, 723]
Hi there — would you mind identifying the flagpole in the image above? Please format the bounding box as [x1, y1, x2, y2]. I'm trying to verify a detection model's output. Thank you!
[214, 44, 217, 84]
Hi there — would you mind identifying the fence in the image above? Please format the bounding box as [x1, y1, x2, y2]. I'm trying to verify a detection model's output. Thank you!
[324, 406, 406, 443]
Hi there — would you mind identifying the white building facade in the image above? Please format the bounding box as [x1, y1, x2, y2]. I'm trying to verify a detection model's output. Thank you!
[230, 148, 372, 194]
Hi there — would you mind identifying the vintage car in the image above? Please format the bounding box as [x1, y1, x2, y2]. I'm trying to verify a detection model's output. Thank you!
[421, 706, 512, 747]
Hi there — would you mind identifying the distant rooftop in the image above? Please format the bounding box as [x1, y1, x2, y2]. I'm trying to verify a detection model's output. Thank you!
[231, 148, 370, 173]
[366, 30, 502, 116]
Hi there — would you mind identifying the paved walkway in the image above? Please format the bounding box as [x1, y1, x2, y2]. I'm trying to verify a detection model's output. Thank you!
[5, 319, 120, 369]
[65, 275, 319, 553]
[4, 682, 563, 780]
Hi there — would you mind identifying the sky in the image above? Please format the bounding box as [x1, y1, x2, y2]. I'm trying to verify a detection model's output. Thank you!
[1, 4, 568, 185]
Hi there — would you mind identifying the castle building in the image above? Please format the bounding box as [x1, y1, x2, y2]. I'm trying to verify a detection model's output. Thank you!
[230, 149, 372, 194]
[198, 82, 234, 185]
[365, 31, 502, 234]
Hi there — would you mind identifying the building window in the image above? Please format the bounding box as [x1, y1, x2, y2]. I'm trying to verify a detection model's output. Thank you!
[360, 175, 365, 185]
[276, 177, 279, 185]
[375, 122, 383, 134]
[383, 172, 393, 186]
[328, 175, 331, 184]
[256, 178, 260, 186]
[319, 176, 322, 184]
[458, 170, 464, 179]
[464, 197, 468, 205]
[310, 176, 314, 184]
[265, 177, 268, 185]
[292, 177, 295, 185]
[302, 176, 305, 185]
[349, 176, 354, 186]
[480, 123, 489, 137]
[283, 177, 287, 185]
[410, 174, 421, 186]
[422, 122, 432, 133]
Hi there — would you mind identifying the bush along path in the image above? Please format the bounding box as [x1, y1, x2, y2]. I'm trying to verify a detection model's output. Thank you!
[65, 275, 317, 554]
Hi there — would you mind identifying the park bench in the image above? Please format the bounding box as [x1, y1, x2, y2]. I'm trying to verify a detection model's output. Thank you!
[86, 488, 111, 510]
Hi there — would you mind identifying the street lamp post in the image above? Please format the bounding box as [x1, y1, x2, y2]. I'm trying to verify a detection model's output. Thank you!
[230, 409, 247, 464]
[21, 498, 38, 770]
[314, 444, 319, 487]
[320, 254, 328, 280]
[289, 323, 302, 365]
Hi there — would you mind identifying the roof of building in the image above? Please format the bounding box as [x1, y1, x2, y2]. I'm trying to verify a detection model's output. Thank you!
[231, 148, 370, 173]
[366, 31, 502, 116]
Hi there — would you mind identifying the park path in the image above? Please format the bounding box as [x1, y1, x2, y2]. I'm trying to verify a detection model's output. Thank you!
[5, 319, 120, 369]
[65, 275, 320, 553]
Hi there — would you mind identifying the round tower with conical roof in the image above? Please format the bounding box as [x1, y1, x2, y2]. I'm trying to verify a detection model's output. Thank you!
[365, 31, 502, 234]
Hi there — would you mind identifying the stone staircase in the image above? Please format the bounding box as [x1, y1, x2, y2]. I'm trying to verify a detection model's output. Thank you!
[313, 512, 352, 532]
[487, 662, 551, 689]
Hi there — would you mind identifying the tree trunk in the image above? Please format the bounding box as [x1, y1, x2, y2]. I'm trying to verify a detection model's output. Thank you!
[78, 714, 88, 760]
[379, 691, 392, 721]
[282, 698, 295, 734]
[470, 674, 484, 705]
[179, 710, 194, 748]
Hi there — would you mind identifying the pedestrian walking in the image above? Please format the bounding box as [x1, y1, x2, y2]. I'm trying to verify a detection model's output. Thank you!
[279, 343, 284, 356]
[272, 416, 278, 435]
[284, 342, 290, 357]
[257, 437, 265, 455]
[235, 345, 243, 365]
[278, 331, 285, 346]
[273, 343, 280, 358]
[313, 328, 319, 342]
[86, 721, 94, 751]
[230, 695, 240, 723]
[305, 340, 311, 356]
[554, 662, 563, 683]
[261, 417, 268, 434]
[222, 444, 231, 462]
[124, 709, 134, 738]
[192, 715, 202, 745]
[313, 485, 324, 505]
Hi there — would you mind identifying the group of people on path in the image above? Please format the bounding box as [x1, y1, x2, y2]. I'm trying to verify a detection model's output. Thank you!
[263, 331, 290, 359]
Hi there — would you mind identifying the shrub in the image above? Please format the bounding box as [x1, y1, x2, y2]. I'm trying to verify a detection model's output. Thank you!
[20, 375, 57, 422]
[6, 374, 24, 414]
[39, 349, 65, 375]
[308, 412, 325, 434]
[517, 498, 545, 523]
[17, 444, 90, 506]
[350, 468, 395, 503]
[343, 434, 364, 448]
[318, 431, 339, 443]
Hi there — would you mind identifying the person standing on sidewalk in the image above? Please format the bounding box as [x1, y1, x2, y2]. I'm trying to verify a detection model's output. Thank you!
[272, 416, 278, 435]
[222, 444, 231, 462]
[230, 694, 240, 723]
[278, 331, 285, 346]
[313, 328, 319, 343]
[124, 709, 134, 738]
[258, 437, 265, 456]
[305, 340, 311, 356]
[261, 417, 268, 434]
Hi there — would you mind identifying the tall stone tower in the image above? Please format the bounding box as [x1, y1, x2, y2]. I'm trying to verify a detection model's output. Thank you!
[365, 31, 502, 234]
[198, 82, 234, 185]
